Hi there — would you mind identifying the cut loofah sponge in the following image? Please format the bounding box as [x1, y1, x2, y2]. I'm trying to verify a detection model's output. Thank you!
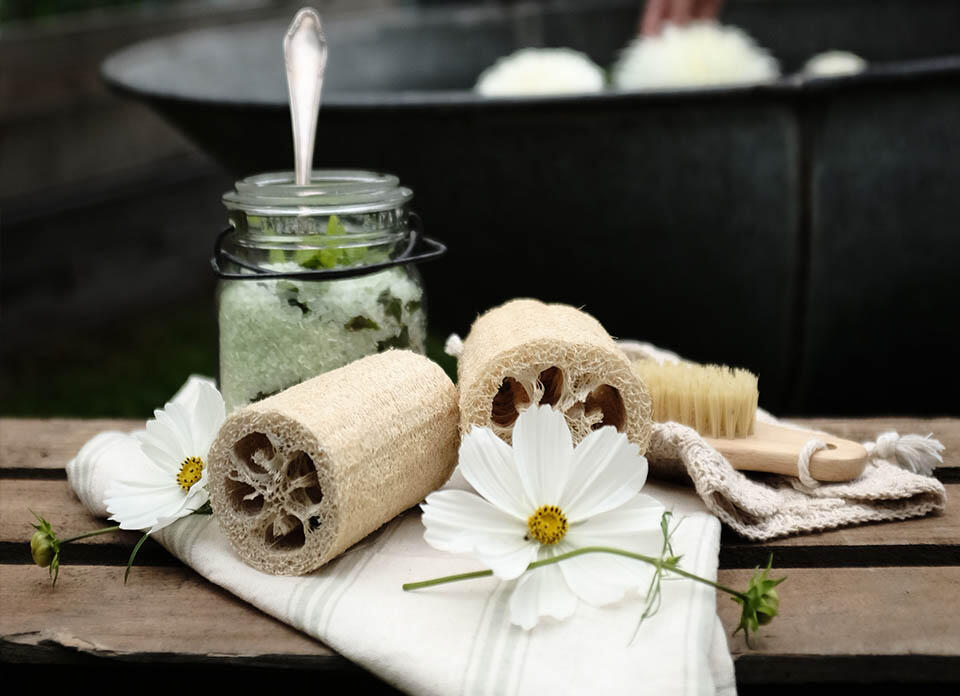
[457, 299, 652, 452]
[206, 350, 460, 575]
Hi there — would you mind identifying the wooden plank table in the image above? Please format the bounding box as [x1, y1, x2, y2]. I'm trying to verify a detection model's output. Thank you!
[2, 417, 958, 691]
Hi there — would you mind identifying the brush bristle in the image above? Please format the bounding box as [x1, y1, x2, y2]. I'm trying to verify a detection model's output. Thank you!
[631, 361, 758, 438]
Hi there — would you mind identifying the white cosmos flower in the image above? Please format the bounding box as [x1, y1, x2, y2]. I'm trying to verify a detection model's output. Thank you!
[105, 378, 225, 534]
[803, 50, 866, 77]
[421, 404, 665, 630]
[612, 21, 780, 90]
[475, 47, 605, 96]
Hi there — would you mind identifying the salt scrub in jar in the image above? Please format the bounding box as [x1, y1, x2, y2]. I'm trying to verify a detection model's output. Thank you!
[216, 170, 444, 412]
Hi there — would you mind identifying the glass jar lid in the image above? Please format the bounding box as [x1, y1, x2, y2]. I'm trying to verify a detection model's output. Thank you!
[223, 169, 414, 216]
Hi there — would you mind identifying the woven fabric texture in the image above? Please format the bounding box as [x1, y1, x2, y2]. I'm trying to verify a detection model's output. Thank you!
[620, 341, 947, 541]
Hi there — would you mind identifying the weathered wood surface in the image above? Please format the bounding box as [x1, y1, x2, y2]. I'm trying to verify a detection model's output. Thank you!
[6, 416, 957, 472]
[0, 419, 139, 473]
[719, 567, 960, 656]
[0, 566, 331, 663]
[2, 417, 959, 686]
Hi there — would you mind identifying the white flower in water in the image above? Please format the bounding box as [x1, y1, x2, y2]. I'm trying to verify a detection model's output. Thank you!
[421, 405, 665, 630]
[105, 379, 225, 533]
[612, 21, 779, 90]
[475, 47, 605, 96]
[803, 50, 866, 77]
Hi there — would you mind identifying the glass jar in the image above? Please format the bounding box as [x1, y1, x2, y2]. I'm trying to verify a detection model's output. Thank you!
[214, 170, 445, 412]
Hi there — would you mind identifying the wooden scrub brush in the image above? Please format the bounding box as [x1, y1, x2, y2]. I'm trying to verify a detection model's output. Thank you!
[632, 361, 868, 482]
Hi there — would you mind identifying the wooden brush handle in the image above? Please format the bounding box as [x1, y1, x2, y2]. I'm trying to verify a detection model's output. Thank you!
[705, 421, 868, 482]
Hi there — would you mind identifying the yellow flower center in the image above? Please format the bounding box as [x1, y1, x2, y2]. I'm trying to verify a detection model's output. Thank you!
[176, 456, 204, 492]
[527, 504, 568, 545]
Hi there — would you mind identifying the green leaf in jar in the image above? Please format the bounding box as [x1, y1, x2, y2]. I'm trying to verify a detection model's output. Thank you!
[377, 325, 410, 351]
[339, 245, 368, 266]
[326, 215, 346, 236]
[377, 291, 403, 323]
[299, 247, 340, 269]
[345, 315, 381, 331]
[287, 298, 310, 315]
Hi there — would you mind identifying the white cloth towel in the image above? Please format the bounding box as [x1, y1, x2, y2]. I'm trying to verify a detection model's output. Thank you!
[65, 379, 736, 696]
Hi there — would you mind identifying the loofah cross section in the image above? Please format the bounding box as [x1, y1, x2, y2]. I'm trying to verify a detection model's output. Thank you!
[457, 299, 652, 453]
[207, 350, 460, 576]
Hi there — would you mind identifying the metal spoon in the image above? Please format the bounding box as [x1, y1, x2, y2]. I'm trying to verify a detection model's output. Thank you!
[284, 7, 328, 186]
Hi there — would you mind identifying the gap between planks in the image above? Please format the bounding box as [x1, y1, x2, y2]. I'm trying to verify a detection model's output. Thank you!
[3, 479, 959, 569]
[3, 564, 958, 681]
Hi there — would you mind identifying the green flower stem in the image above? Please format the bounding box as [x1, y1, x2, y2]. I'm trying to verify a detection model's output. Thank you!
[403, 568, 495, 589]
[61, 526, 121, 544]
[402, 545, 747, 600]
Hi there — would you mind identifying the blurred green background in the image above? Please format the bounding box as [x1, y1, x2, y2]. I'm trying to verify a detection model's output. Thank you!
[0, 297, 455, 418]
[2, 0, 449, 420]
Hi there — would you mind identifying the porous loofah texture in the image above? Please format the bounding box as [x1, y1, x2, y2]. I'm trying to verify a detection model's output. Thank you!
[207, 350, 460, 575]
[457, 299, 652, 453]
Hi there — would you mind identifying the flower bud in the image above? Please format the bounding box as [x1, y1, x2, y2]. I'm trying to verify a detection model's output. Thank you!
[733, 554, 785, 641]
[29, 513, 61, 584]
[755, 586, 779, 625]
[30, 529, 56, 567]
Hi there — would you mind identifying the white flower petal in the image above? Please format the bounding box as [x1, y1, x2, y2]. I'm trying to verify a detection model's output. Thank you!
[508, 549, 578, 630]
[106, 486, 188, 531]
[476, 538, 539, 580]
[422, 490, 527, 538]
[163, 401, 199, 457]
[421, 489, 536, 579]
[135, 380, 225, 469]
[554, 540, 639, 607]
[169, 375, 217, 409]
[613, 22, 780, 91]
[512, 405, 575, 507]
[93, 378, 224, 535]
[568, 493, 666, 539]
[139, 415, 188, 466]
[458, 426, 530, 519]
[135, 436, 181, 474]
[562, 427, 649, 522]
[190, 381, 226, 455]
[422, 524, 536, 580]
[147, 498, 199, 533]
[104, 467, 172, 490]
[420, 492, 522, 547]
[80, 430, 167, 479]
[476, 47, 605, 97]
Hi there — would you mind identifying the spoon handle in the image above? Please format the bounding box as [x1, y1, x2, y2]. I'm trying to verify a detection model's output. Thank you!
[284, 7, 328, 186]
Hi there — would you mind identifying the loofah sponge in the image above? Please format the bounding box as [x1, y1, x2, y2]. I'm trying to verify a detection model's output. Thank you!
[457, 299, 652, 452]
[475, 47, 605, 96]
[612, 21, 779, 90]
[206, 350, 460, 575]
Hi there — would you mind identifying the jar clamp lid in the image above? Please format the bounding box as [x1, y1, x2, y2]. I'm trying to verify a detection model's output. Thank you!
[211, 211, 446, 281]
[210, 170, 447, 280]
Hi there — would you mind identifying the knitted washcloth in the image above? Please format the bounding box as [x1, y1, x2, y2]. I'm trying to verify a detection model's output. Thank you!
[620, 342, 947, 541]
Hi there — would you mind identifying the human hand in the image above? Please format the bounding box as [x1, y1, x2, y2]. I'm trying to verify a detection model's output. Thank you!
[640, 0, 724, 36]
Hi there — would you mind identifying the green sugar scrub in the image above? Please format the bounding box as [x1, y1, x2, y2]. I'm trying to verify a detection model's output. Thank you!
[216, 170, 437, 412]
[218, 266, 425, 411]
